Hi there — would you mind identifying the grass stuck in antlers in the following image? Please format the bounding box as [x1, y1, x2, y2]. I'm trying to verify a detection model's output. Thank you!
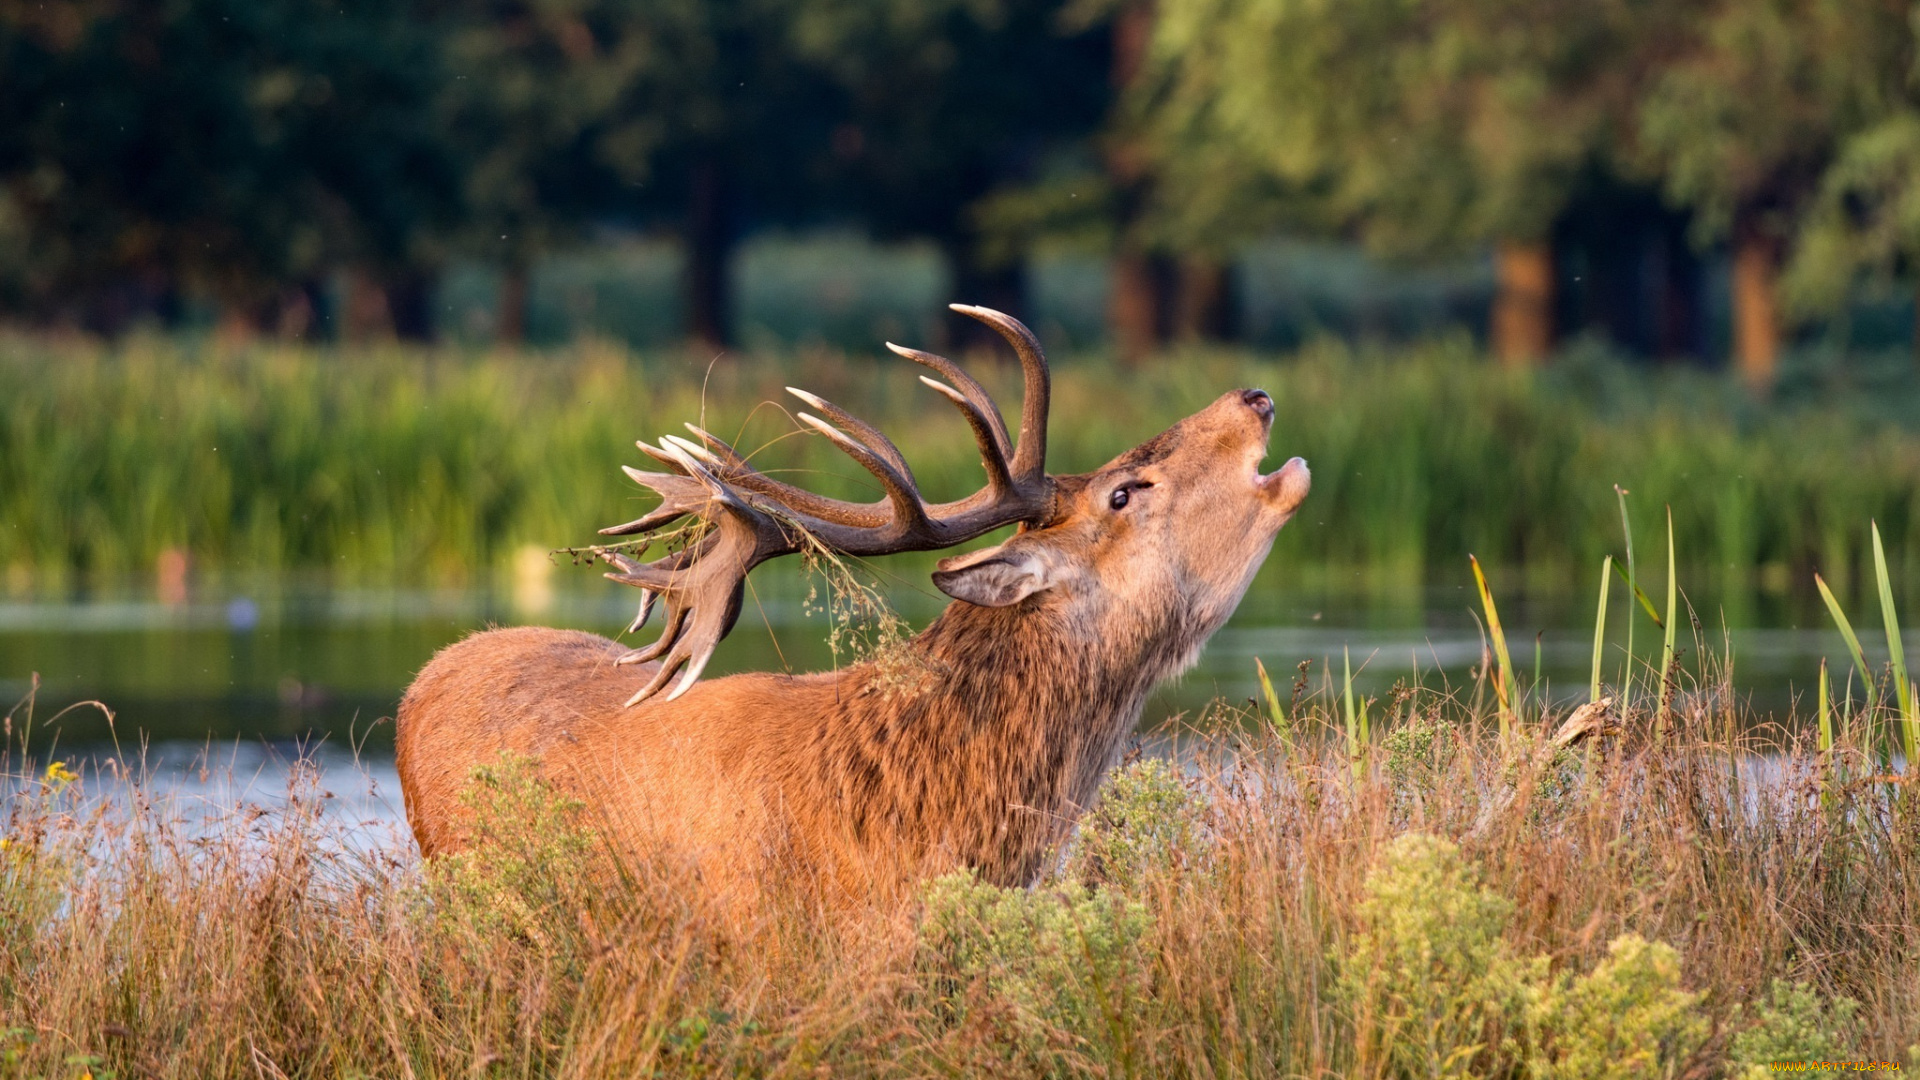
[5, 608, 1918, 1077]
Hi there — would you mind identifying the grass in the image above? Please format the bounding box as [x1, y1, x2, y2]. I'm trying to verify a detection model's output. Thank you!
[5, 613, 1920, 1075]
[3, 332, 1920, 605]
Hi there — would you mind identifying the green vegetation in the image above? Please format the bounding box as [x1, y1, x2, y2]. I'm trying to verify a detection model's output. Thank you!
[5, 335, 1919, 598]
[5, 633, 1917, 1076]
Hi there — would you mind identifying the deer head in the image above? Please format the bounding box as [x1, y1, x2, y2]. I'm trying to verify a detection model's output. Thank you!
[595, 304, 1308, 704]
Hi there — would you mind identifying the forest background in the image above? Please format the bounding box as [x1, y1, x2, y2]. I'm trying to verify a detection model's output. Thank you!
[8, 0, 1920, 383]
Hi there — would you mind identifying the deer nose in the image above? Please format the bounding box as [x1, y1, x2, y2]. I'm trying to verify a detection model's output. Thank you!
[1241, 389, 1273, 419]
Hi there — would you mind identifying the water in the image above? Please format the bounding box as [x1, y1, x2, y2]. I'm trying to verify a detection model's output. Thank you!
[2, 564, 1906, 793]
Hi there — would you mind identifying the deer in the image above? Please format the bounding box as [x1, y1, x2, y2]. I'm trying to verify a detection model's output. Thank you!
[395, 305, 1310, 906]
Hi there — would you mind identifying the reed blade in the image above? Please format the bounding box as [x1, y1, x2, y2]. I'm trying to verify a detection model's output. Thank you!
[1816, 572, 1876, 718]
[1609, 561, 1664, 629]
[1255, 657, 1287, 731]
[1658, 507, 1678, 718]
[1591, 555, 1612, 703]
[1616, 486, 1636, 716]
[1871, 522, 1914, 770]
[1343, 645, 1361, 782]
[1818, 658, 1833, 754]
[1470, 554, 1514, 739]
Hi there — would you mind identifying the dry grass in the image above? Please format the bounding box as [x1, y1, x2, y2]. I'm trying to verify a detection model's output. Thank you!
[4, 672, 1918, 1078]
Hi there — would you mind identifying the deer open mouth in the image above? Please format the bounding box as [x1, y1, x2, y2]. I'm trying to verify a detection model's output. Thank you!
[1256, 456, 1312, 513]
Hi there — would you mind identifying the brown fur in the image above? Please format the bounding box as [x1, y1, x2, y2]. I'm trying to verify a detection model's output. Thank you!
[395, 388, 1310, 905]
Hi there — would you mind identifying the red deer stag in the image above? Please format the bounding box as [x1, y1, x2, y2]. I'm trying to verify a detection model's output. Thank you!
[396, 305, 1310, 903]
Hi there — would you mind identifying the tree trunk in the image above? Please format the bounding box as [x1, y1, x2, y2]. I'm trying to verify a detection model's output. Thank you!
[1109, 251, 1173, 362]
[342, 269, 393, 342]
[685, 158, 735, 351]
[1731, 225, 1781, 391]
[1655, 220, 1702, 363]
[1174, 256, 1238, 343]
[1492, 240, 1554, 367]
[498, 261, 530, 345]
[274, 279, 325, 342]
[386, 271, 436, 343]
[1104, 1, 1171, 365]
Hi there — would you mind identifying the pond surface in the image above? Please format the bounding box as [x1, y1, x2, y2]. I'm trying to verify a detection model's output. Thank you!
[2, 561, 1907, 769]
[7, 560, 1915, 849]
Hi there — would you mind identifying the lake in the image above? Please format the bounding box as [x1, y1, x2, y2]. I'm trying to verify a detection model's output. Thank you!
[2, 559, 1908, 841]
[2, 558, 1904, 762]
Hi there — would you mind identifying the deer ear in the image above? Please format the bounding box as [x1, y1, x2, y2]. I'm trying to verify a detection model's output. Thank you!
[932, 545, 1054, 608]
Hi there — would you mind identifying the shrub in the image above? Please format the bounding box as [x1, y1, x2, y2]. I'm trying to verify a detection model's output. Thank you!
[1066, 757, 1201, 892]
[1339, 833, 1535, 1078]
[1339, 836, 1711, 1079]
[1524, 935, 1707, 1080]
[1726, 979, 1863, 1076]
[424, 752, 607, 959]
[916, 872, 1152, 1074]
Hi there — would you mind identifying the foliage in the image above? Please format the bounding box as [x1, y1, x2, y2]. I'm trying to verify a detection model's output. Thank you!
[1338, 833, 1533, 1078]
[1634, 0, 1912, 247]
[916, 871, 1152, 1072]
[1065, 757, 1199, 892]
[1140, 0, 1664, 255]
[1726, 979, 1862, 1075]
[0, 0, 455, 318]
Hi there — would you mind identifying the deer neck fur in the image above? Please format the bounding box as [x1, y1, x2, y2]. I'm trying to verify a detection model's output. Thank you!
[795, 579, 1219, 889]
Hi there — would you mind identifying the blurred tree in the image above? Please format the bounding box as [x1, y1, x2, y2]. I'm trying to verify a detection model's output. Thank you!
[1784, 112, 1920, 360]
[0, 0, 455, 336]
[796, 0, 1109, 350]
[1635, 0, 1913, 388]
[433, 0, 664, 343]
[1136, 0, 1677, 366]
[594, 0, 843, 349]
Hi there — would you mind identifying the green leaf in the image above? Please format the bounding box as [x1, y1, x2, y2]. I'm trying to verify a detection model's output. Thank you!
[1816, 572, 1877, 716]
[1611, 560, 1664, 630]
[1470, 554, 1514, 739]
[1255, 657, 1287, 730]
[1590, 555, 1612, 704]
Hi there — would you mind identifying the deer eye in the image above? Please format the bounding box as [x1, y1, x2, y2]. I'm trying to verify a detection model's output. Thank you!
[1108, 482, 1150, 511]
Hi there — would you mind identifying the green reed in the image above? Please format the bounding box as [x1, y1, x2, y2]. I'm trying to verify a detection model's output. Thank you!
[3, 333, 1919, 594]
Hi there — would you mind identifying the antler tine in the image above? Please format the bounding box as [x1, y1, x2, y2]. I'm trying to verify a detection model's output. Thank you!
[785, 387, 916, 486]
[949, 304, 1050, 484]
[635, 440, 690, 473]
[682, 424, 890, 528]
[884, 342, 1013, 461]
[599, 465, 712, 535]
[793, 412, 935, 537]
[916, 376, 1018, 498]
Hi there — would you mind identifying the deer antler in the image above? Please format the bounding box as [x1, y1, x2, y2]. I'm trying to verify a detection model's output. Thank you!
[596, 304, 1054, 705]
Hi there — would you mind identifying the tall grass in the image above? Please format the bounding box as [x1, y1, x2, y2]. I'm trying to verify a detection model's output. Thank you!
[4, 651, 1916, 1076]
[4, 333, 1920, 598]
